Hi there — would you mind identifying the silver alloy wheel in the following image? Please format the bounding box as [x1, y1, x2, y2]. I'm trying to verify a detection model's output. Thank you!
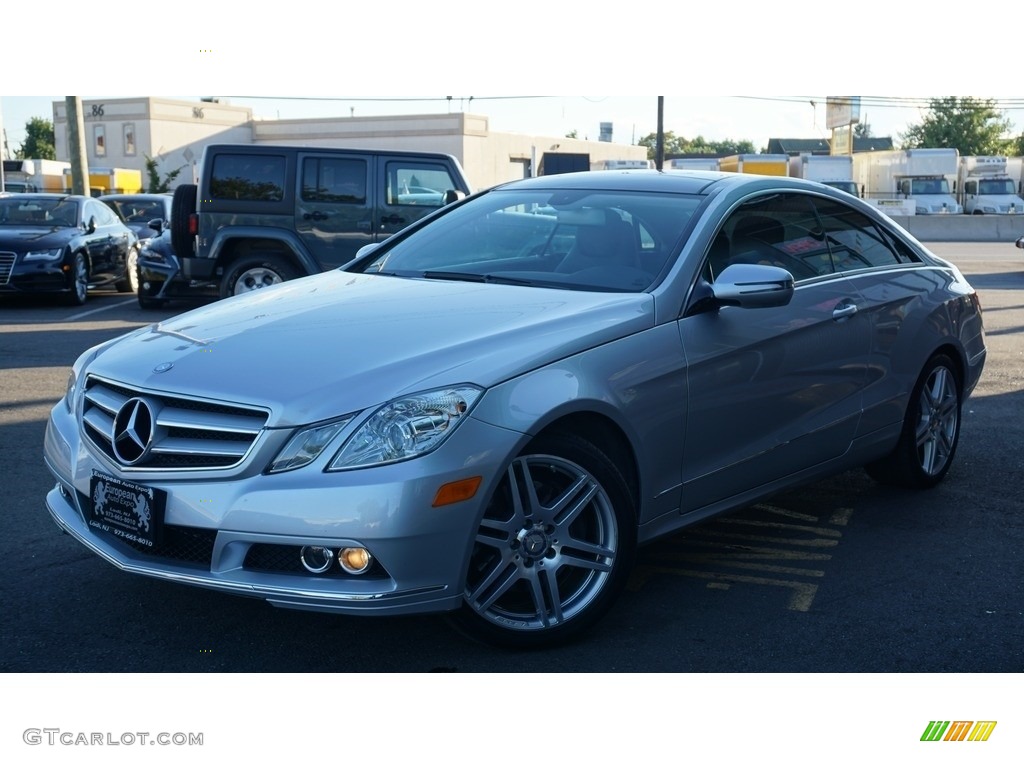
[233, 266, 283, 293]
[465, 453, 619, 632]
[73, 254, 88, 303]
[915, 364, 958, 476]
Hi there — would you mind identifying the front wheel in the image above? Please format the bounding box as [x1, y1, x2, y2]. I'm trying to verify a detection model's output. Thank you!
[452, 433, 636, 648]
[220, 254, 298, 298]
[65, 253, 88, 306]
[865, 353, 962, 489]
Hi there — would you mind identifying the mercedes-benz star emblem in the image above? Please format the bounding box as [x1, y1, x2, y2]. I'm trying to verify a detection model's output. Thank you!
[112, 398, 157, 465]
[153, 362, 174, 374]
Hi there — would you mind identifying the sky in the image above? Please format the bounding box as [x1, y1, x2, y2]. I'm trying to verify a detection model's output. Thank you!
[3, 4, 1022, 157]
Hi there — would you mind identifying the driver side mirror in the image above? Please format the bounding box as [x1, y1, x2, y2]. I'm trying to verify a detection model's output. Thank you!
[1016, 236, 1024, 250]
[147, 218, 164, 235]
[442, 190, 466, 206]
[86, 216, 97, 234]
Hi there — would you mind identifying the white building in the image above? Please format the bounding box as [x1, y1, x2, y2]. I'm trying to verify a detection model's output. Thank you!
[51, 97, 648, 192]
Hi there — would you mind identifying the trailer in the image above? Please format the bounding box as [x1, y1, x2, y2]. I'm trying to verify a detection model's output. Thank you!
[955, 156, 1023, 214]
[718, 154, 789, 176]
[1, 159, 71, 193]
[852, 148, 962, 214]
[788, 154, 858, 197]
[62, 166, 143, 196]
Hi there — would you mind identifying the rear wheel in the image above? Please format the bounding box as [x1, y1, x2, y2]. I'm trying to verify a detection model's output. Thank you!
[220, 253, 297, 298]
[865, 353, 962, 489]
[452, 433, 636, 648]
[115, 247, 139, 293]
[170, 184, 197, 257]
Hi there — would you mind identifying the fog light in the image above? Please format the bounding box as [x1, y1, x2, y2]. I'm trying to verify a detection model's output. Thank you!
[300, 545, 334, 574]
[338, 547, 372, 575]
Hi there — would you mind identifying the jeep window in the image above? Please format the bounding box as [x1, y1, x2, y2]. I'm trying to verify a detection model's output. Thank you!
[386, 162, 458, 207]
[210, 154, 286, 202]
[302, 158, 367, 204]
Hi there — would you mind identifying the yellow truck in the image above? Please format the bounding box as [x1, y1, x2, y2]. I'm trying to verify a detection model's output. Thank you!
[718, 154, 790, 177]
[62, 166, 143, 195]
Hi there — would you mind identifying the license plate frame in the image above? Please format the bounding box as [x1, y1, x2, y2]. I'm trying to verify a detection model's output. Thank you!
[88, 471, 165, 549]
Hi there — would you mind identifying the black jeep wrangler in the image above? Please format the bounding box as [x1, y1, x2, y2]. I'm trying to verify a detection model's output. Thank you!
[144, 144, 471, 304]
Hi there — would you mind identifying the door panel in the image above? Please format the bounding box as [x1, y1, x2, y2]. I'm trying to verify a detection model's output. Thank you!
[296, 153, 374, 270]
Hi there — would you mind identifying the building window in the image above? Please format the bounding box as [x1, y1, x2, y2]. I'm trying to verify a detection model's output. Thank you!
[94, 125, 106, 158]
[123, 123, 136, 156]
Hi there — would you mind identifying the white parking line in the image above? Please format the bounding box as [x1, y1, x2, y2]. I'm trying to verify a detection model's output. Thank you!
[67, 298, 138, 322]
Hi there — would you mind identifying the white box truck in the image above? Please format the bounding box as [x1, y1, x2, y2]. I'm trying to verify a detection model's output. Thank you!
[665, 158, 720, 171]
[955, 156, 1024, 214]
[852, 148, 962, 214]
[788, 154, 858, 196]
[1, 159, 71, 192]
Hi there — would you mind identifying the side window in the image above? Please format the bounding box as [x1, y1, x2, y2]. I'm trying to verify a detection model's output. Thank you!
[812, 197, 909, 270]
[210, 154, 286, 201]
[302, 157, 367, 204]
[86, 200, 117, 227]
[386, 162, 458, 207]
[712, 193, 833, 282]
[965, 181, 976, 195]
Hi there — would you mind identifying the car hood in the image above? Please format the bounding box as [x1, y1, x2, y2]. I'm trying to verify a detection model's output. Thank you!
[88, 271, 655, 426]
[0, 226, 75, 247]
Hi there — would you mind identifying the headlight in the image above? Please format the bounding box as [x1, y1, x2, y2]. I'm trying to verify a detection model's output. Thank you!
[328, 385, 482, 470]
[64, 370, 78, 414]
[24, 248, 63, 261]
[63, 341, 114, 415]
[915, 207, 928, 215]
[267, 416, 354, 473]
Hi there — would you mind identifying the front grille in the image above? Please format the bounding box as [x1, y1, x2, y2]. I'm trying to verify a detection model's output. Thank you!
[0, 253, 15, 285]
[82, 374, 269, 471]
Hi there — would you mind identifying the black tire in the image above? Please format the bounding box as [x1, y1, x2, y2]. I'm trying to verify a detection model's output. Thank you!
[65, 252, 89, 306]
[138, 294, 167, 310]
[451, 432, 637, 649]
[170, 184, 197, 257]
[220, 253, 297, 299]
[115, 247, 139, 293]
[865, 353, 962, 489]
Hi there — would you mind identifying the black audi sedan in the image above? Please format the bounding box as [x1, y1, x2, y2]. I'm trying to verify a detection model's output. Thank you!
[0, 194, 139, 304]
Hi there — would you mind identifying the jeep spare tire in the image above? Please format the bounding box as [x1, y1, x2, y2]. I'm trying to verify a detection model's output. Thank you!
[170, 184, 197, 257]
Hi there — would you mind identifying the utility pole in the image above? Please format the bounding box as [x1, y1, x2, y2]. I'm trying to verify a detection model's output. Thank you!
[655, 97, 665, 171]
[66, 97, 90, 195]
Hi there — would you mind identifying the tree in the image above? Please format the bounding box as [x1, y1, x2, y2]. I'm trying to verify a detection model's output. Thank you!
[565, 129, 578, 139]
[16, 117, 56, 160]
[899, 97, 1013, 156]
[144, 153, 185, 193]
[853, 121, 872, 138]
[637, 132, 755, 159]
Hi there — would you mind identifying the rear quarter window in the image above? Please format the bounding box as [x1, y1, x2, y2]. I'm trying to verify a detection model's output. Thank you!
[210, 154, 287, 202]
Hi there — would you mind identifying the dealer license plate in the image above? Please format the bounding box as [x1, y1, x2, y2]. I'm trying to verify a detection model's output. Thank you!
[88, 471, 165, 549]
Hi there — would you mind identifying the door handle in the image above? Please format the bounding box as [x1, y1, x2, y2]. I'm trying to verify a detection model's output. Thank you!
[832, 302, 858, 320]
[380, 214, 405, 226]
[303, 210, 329, 221]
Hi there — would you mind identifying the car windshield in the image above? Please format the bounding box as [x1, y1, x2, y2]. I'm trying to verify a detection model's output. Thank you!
[359, 188, 701, 292]
[0, 197, 78, 227]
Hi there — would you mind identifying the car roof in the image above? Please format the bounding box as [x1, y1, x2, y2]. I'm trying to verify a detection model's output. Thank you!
[0, 193, 86, 202]
[494, 169, 839, 196]
[98, 193, 172, 200]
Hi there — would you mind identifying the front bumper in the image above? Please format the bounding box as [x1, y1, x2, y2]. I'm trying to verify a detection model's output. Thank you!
[44, 399, 523, 617]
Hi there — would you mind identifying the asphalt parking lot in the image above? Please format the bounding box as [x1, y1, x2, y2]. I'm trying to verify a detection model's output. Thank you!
[1, 242, 1021, 672]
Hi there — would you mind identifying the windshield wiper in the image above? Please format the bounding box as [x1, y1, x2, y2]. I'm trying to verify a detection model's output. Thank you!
[422, 271, 536, 286]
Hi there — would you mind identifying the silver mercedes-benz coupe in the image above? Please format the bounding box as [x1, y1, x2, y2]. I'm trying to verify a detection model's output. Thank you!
[44, 170, 986, 647]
